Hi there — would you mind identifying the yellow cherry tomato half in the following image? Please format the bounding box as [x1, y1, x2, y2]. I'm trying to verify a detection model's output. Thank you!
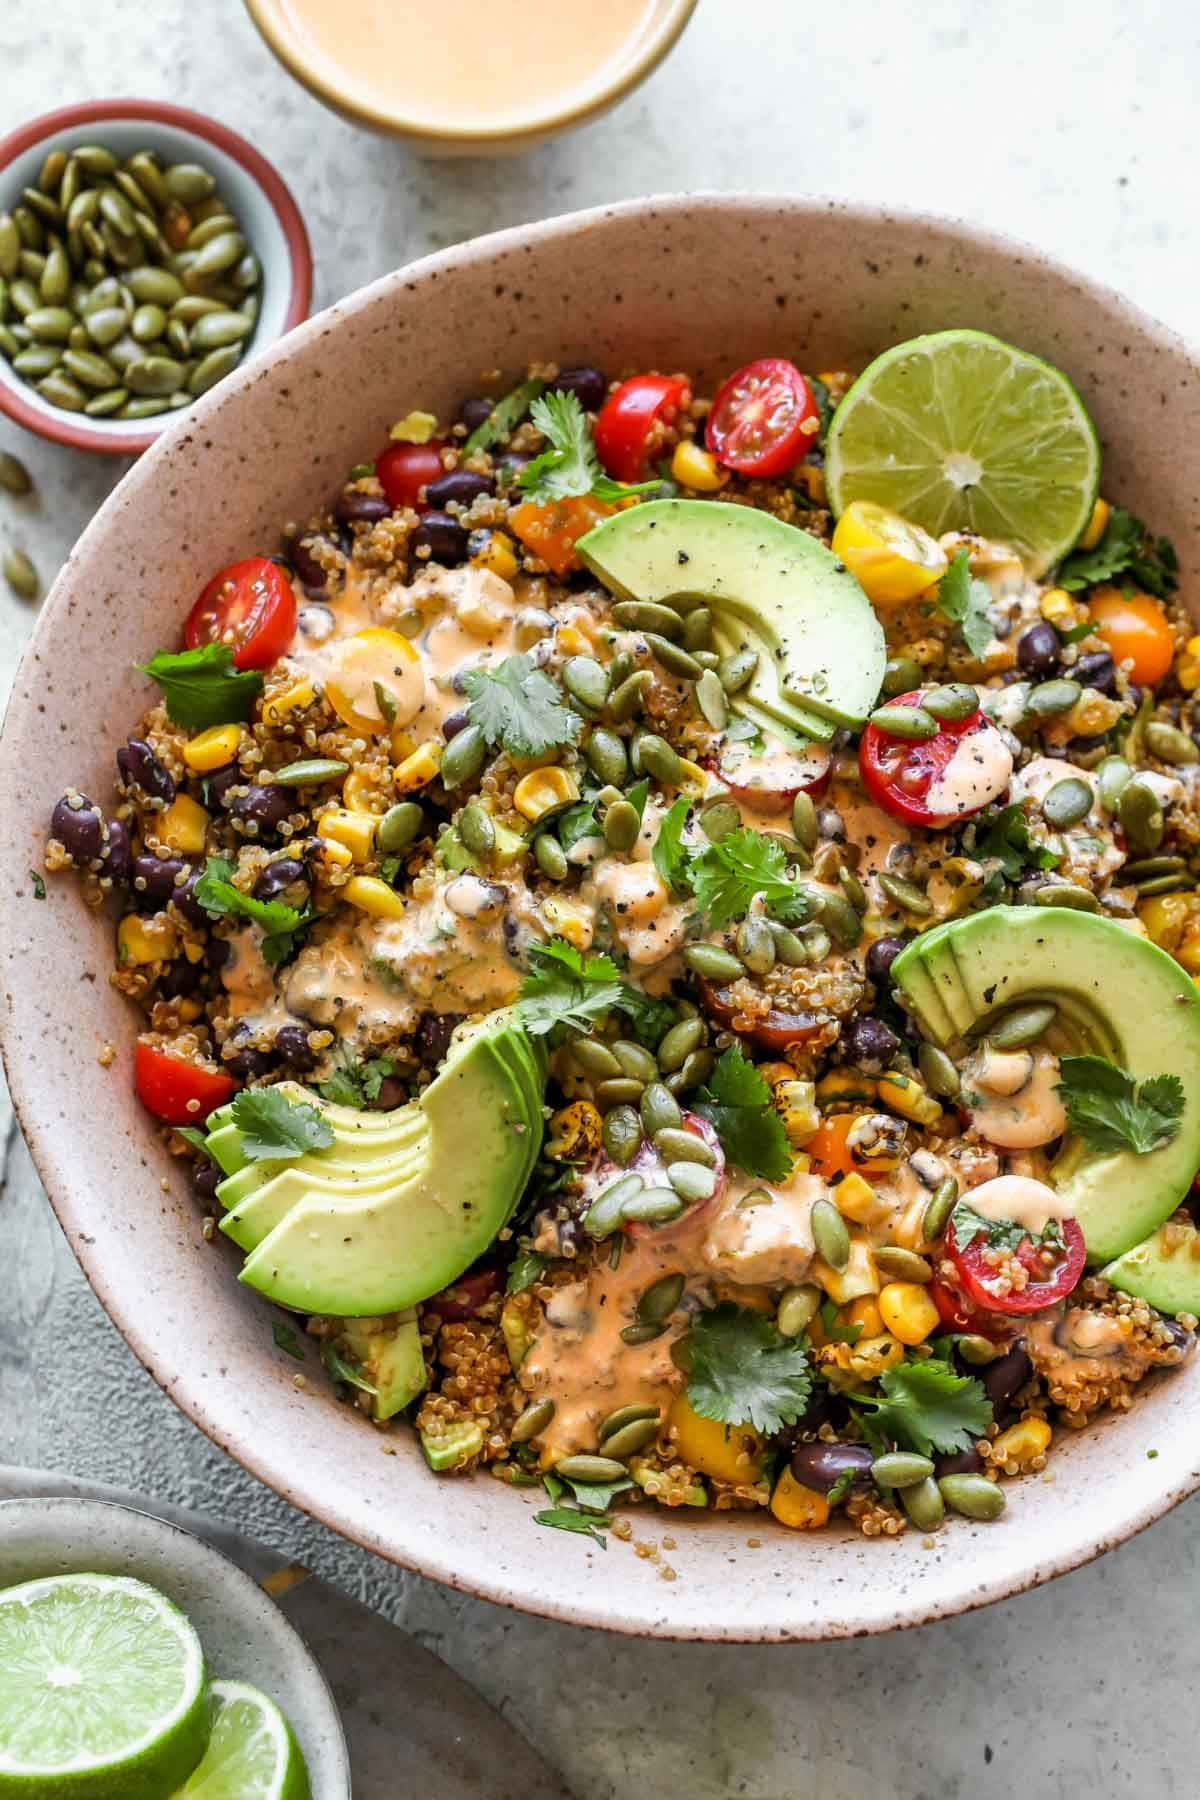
[831, 499, 948, 607]
[1086, 586, 1175, 686]
[324, 627, 424, 734]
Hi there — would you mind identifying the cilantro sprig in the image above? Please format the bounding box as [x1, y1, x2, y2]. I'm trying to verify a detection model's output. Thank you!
[138, 642, 263, 730]
[227, 1087, 334, 1162]
[853, 1358, 992, 1458]
[694, 1044, 793, 1181]
[518, 389, 662, 504]
[463, 376, 546, 456]
[318, 1050, 398, 1109]
[934, 549, 994, 659]
[681, 1302, 812, 1434]
[1057, 507, 1179, 598]
[1056, 1055, 1185, 1156]
[193, 857, 314, 966]
[974, 804, 1060, 882]
[517, 938, 662, 1042]
[462, 654, 581, 759]
[651, 800, 811, 928]
[950, 1200, 1063, 1254]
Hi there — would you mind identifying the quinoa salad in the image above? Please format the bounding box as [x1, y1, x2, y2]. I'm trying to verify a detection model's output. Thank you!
[46, 330, 1200, 1547]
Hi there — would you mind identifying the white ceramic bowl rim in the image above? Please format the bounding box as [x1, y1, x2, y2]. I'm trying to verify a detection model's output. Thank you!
[3, 193, 1199, 1641]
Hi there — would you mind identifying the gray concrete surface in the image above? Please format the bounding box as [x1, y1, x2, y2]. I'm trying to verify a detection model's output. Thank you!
[2, 3, 1197, 1794]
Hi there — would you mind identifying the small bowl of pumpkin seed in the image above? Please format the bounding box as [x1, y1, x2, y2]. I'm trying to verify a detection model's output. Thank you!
[0, 99, 312, 454]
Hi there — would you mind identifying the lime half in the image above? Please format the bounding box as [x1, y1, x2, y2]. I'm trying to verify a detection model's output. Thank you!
[0, 1572, 208, 1799]
[173, 1681, 310, 1800]
[825, 329, 1101, 577]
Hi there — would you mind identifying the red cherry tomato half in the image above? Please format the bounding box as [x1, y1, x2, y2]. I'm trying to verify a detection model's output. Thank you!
[135, 1040, 237, 1126]
[428, 1266, 500, 1321]
[716, 735, 831, 816]
[945, 1214, 1087, 1315]
[696, 975, 824, 1053]
[859, 690, 1010, 829]
[594, 373, 692, 482]
[184, 557, 297, 671]
[705, 358, 821, 478]
[927, 1275, 1009, 1339]
[376, 441, 445, 512]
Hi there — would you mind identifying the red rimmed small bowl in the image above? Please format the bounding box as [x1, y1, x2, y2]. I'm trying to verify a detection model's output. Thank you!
[0, 99, 312, 456]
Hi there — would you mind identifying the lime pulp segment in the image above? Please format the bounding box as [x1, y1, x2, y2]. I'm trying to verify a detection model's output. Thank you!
[173, 1680, 310, 1800]
[824, 329, 1101, 577]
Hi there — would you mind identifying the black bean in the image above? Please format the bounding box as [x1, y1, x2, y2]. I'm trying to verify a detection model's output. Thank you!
[100, 816, 131, 883]
[254, 857, 307, 901]
[193, 1161, 222, 1201]
[442, 708, 470, 740]
[334, 490, 390, 526]
[1064, 733, 1108, 760]
[274, 1023, 316, 1069]
[414, 1009, 462, 1066]
[157, 959, 200, 999]
[1074, 649, 1117, 694]
[225, 1046, 274, 1079]
[458, 396, 494, 432]
[790, 1442, 874, 1492]
[1016, 622, 1061, 678]
[493, 450, 531, 486]
[51, 792, 104, 861]
[424, 469, 495, 509]
[204, 763, 243, 808]
[173, 867, 209, 928]
[865, 934, 908, 986]
[230, 784, 293, 836]
[368, 1075, 407, 1111]
[411, 510, 468, 565]
[286, 533, 329, 590]
[841, 1015, 899, 1070]
[132, 853, 190, 909]
[978, 1342, 1032, 1414]
[549, 365, 607, 411]
[205, 936, 231, 972]
[934, 1444, 985, 1477]
[117, 738, 175, 803]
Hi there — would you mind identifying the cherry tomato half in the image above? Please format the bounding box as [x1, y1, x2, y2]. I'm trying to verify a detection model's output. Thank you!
[509, 495, 616, 578]
[808, 1112, 892, 1181]
[135, 1040, 237, 1126]
[928, 1275, 1009, 1341]
[859, 690, 1012, 829]
[945, 1214, 1087, 1315]
[376, 441, 445, 513]
[184, 557, 297, 671]
[594, 373, 692, 482]
[696, 975, 824, 1054]
[705, 358, 820, 478]
[1087, 587, 1175, 687]
[716, 735, 831, 816]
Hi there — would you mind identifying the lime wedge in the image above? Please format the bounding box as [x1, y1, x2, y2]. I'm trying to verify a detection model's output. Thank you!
[0, 1572, 208, 1799]
[825, 329, 1101, 577]
[173, 1681, 310, 1800]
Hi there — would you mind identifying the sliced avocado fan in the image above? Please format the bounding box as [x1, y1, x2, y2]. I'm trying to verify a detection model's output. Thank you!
[891, 907, 1200, 1263]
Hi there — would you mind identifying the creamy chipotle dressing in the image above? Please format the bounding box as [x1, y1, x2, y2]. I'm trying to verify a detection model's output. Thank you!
[960, 1174, 1067, 1236]
[270, 0, 658, 132]
[923, 718, 1014, 820]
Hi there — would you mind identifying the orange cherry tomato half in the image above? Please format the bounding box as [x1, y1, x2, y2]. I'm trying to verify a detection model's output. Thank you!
[1086, 587, 1175, 686]
[594, 373, 692, 482]
[945, 1213, 1087, 1315]
[376, 441, 445, 512]
[695, 976, 824, 1054]
[135, 1040, 237, 1126]
[705, 357, 821, 478]
[807, 1111, 892, 1181]
[184, 556, 297, 671]
[509, 495, 616, 578]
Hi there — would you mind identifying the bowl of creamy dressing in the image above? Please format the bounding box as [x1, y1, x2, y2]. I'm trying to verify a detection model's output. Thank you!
[242, 0, 697, 154]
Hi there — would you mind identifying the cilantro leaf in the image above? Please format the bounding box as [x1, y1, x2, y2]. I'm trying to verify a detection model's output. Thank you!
[683, 1302, 812, 1434]
[272, 1320, 306, 1361]
[463, 654, 581, 759]
[557, 1474, 634, 1514]
[1058, 507, 1178, 598]
[321, 1342, 378, 1395]
[463, 376, 546, 455]
[935, 549, 994, 658]
[651, 795, 692, 896]
[613, 984, 680, 1051]
[518, 389, 662, 504]
[518, 938, 624, 1036]
[318, 1049, 397, 1109]
[975, 804, 1060, 881]
[1057, 1055, 1185, 1156]
[176, 1125, 216, 1160]
[950, 1200, 1061, 1254]
[687, 827, 812, 929]
[137, 643, 263, 730]
[695, 1045, 793, 1181]
[28, 869, 46, 900]
[228, 1087, 335, 1162]
[534, 1507, 609, 1546]
[506, 1249, 548, 1294]
[854, 1358, 992, 1457]
[192, 857, 314, 965]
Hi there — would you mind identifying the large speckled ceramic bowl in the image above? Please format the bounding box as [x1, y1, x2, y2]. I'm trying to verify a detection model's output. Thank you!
[3, 196, 1200, 1641]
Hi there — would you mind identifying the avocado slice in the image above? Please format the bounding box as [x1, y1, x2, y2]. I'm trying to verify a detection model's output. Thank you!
[578, 499, 886, 731]
[219, 1136, 431, 1253]
[709, 616, 837, 744]
[238, 1028, 542, 1315]
[1101, 1222, 1200, 1317]
[330, 1311, 426, 1420]
[893, 908, 1200, 1261]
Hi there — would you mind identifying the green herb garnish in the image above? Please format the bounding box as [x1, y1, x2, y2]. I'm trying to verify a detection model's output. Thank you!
[227, 1087, 335, 1163]
[934, 549, 994, 658]
[518, 389, 662, 504]
[1056, 1055, 1185, 1156]
[463, 654, 581, 759]
[137, 642, 263, 730]
[318, 1049, 398, 1109]
[1058, 507, 1179, 598]
[28, 869, 46, 900]
[694, 1045, 794, 1181]
[682, 1302, 812, 1434]
[975, 804, 1060, 881]
[463, 376, 546, 454]
[272, 1321, 306, 1361]
[192, 856, 314, 965]
[506, 1249, 548, 1294]
[853, 1358, 991, 1457]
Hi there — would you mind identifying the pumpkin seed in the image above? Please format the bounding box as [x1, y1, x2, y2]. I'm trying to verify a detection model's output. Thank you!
[1041, 777, 1093, 828]
[126, 354, 185, 396]
[872, 1451, 936, 1489]
[106, 335, 143, 373]
[599, 1416, 661, 1457]
[554, 1453, 629, 1483]
[1030, 881, 1100, 913]
[61, 348, 119, 390]
[612, 1041, 659, 1084]
[640, 1082, 682, 1137]
[66, 324, 88, 350]
[26, 305, 75, 343]
[190, 308, 253, 351]
[12, 345, 62, 378]
[272, 758, 350, 786]
[1026, 677, 1081, 718]
[681, 605, 712, 651]
[165, 162, 216, 203]
[767, 922, 808, 967]
[74, 145, 118, 176]
[901, 1476, 945, 1531]
[37, 149, 67, 195]
[667, 1161, 717, 1202]
[599, 1403, 660, 1443]
[18, 250, 46, 284]
[563, 654, 608, 711]
[696, 668, 728, 729]
[1118, 777, 1165, 855]
[128, 265, 185, 306]
[83, 387, 129, 417]
[603, 798, 641, 853]
[373, 801, 422, 855]
[0, 215, 19, 277]
[697, 800, 737, 842]
[36, 372, 85, 410]
[839, 866, 868, 913]
[873, 1247, 933, 1284]
[635, 734, 684, 786]
[656, 1016, 704, 1072]
[187, 212, 238, 251]
[97, 187, 136, 238]
[878, 871, 934, 916]
[1146, 720, 1199, 766]
[939, 1473, 1006, 1521]
[818, 891, 862, 949]
[0, 324, 18, 358]
[188, 344, 239, 395]
[585, 727, 628, 786]
[595, 1077, 645, 1108]
[534, 832, 568, 881]
[671, 1047, 714, 1094]
[130, 303, 167, 344]
[619, 1320, 669, 1344]
[84, 305, 128, 348]
[644, 632, 705, 680]
[736, 915, 776, 974]
[166, 320, 191, 359]
[984, 1001, 1057, 1050]
[118, 396, 170, 418]
[125, 152, 169, 208]
[186, 231, 245, 283]
[956, 1335, 1002, 1365]
[439, 723, 487, 788]
[584, 1172, 644, 1237]
[571, 1039, 623, 1081]
[917, 1042, 961, 1100]
[233, 251, 262, 290]
[2, 548, 38, 599]
[21, 188, 61, 226]
[458, 801, 496, 857]
[921, 1175, 959, 1242]
[716, 647, 757, 694]
[606, 669, 654, 723]
[13, 208, 44, 252]
[602, 1105, 643, 1166]
[811, 1198, 850, 1270]
[652, 1127, 716, 1168]
[612, 599, 683, 639]
[620, 1188, 685, 1226]
[637, 1272, 686, 1322]
[0, 450, 32, 495]
[8, 277, 37, 317]
[1123, 854, 1187, 880]
[38, 245, 70, 304]
[788, 789, 817, 850]
[511, 1398, 556, 1443]
[923, 682, 978, 722]
[869, 704, 938, 740]
[776, 1285, 821, 1338]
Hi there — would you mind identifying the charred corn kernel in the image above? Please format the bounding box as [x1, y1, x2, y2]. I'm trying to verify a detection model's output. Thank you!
[1078, 497, 1110, 551]
[156, 795, 209, 855]
[841, 1296, 884, 1338]
[1137, 892, 1195, 949]
[118, 913, 178, 964]
[846, 1111, 907, 1169]
[546, 1101, 602, 1160]
[344, 874, 405, 920]
[668, 1394, 762, 1484]
[770, 1468, 829, 1530]
[317, 838, 354, 871]
[318, 807, 376, 861]
[262, 677, 316, 725]
[471, 529, 519, 581]
[1039, 586, 1086, 629]
[392, 741, 442, 792]
[832, 1172, 882, 1224]
[831, 500, 948, 607]
[878, 1281, 939, 1346]
[342, 770, 381, 815]
[775, 1078, 819, 1147]
[1065, 689, 1122, 737]
[878, 1071, 942, 1127]
[816, 1068, 877, 1106]
[676, 757, 708, 795]
[793, 462, 827, 506]
[992, 1416, 1052, 1467]
[389, 410, 438, 443]
[760, 1062, 796, 1089]
[513, 766, 580, 821]
[176, 998, 204, 1022]
[670, 439, 729, 492]
[844, 1334, 905, 1381]
[811, 1237, 880, 1305]
[183, 723, 241, 772]
[541, 896, 593, 951]
[556, 623, 590, 657]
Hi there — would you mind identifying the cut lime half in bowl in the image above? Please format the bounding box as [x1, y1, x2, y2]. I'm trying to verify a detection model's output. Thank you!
[174, 1680, 310, 1800]
[825, 328, 1101, 577]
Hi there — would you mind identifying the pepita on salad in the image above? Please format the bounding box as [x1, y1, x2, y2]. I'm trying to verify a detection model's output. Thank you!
[45, 332, 1200, 1551]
